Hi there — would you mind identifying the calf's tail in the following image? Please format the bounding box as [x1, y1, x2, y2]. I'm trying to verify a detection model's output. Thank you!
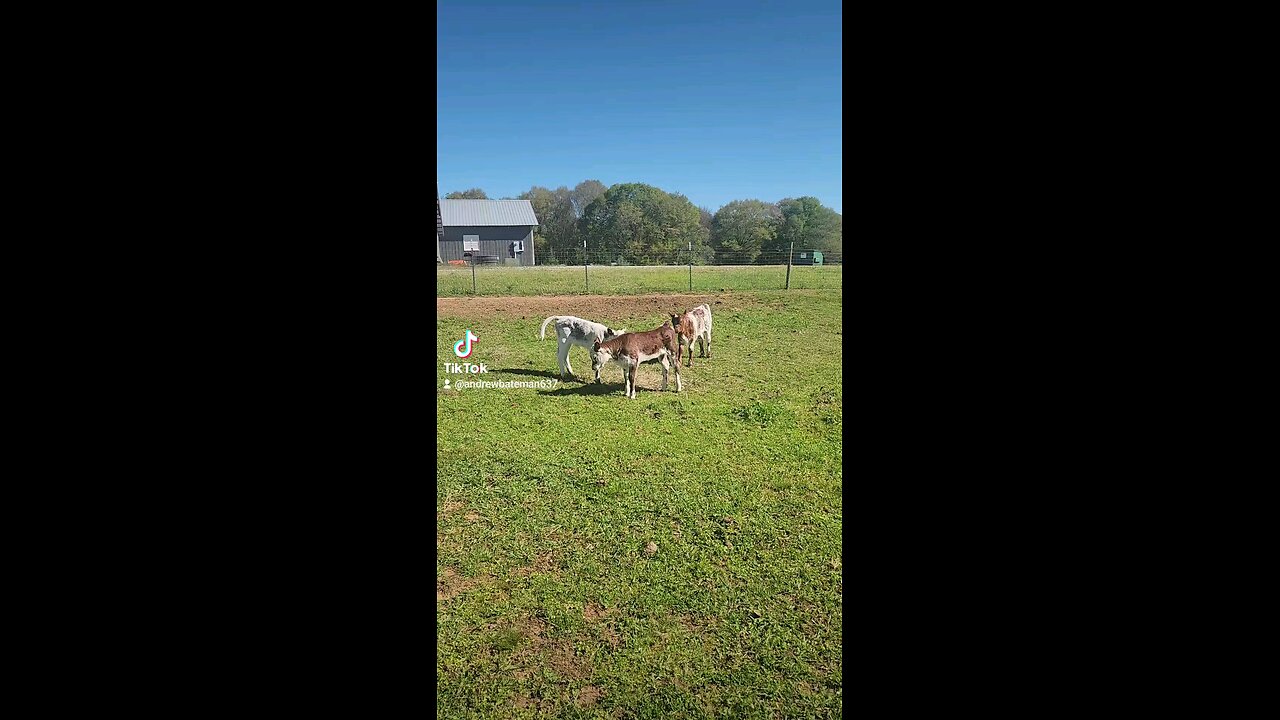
[538, 316, 560, 340]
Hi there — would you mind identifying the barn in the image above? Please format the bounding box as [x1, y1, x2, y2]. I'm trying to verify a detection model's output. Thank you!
[437, 199, 539, 266]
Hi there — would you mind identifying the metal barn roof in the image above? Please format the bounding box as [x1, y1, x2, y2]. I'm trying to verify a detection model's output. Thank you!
[439, 199, 539, 227]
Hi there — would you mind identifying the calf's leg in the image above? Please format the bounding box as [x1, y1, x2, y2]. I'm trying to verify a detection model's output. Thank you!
[557, 340, 570, 377]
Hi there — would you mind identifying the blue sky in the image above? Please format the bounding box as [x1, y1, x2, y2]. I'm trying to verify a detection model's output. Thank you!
[437, 0, 842, 214]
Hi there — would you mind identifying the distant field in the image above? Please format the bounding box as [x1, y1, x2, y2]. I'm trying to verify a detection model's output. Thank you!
[437, 264, 842, 297]
[437, 290, 842, 718]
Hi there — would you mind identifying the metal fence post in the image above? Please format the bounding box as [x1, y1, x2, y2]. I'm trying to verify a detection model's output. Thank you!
[688, 241, 693, 292]
[583, 239, 589, 293]
[471, 257, 477, 295]
[785, 242, 793, 290]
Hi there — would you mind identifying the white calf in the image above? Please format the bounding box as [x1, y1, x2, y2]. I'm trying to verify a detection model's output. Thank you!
[538, 315, 626, 382]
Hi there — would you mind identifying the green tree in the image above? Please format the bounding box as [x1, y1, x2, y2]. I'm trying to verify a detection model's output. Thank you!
[698, 206, 714, 233]
[570, 180, 607, 219]
[711, 199, 781, 264]
[519, 186, 556, 262]
[520, 185, 578, 264]
[771, 197, 842, 257]
[667, 192, 714, 264]
[445, 188, 489, 199]
[580, 184, 710, 265]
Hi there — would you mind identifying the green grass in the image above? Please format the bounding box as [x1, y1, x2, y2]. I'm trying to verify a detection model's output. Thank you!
[437, 290, 842, 719]
[437, 264, 843, 297]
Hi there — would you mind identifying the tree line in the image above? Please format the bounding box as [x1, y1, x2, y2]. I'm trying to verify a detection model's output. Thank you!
[443, 182, 841, 265]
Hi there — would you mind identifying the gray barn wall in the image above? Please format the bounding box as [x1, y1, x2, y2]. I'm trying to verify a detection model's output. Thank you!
[440, 226, 536, 266]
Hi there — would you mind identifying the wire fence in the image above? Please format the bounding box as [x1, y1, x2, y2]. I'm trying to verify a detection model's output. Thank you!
[436, 250, 842, 297]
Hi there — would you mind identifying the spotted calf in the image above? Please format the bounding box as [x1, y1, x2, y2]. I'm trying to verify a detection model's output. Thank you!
[592, 322, 682, 399]
[670, 304, 713, 367]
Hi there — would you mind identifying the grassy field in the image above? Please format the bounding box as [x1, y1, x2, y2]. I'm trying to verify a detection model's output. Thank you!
[437, 264, 842, 297]
[437, 290, 842, 718]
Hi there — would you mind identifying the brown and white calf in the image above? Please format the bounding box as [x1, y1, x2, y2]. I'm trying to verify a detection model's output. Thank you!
[670, 304, 713, 367]
[592, 323, 682, 399]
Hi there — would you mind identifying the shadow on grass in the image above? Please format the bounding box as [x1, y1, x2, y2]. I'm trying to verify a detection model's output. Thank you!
[496, 368, 563, 380]
[539, 382, 620, 396]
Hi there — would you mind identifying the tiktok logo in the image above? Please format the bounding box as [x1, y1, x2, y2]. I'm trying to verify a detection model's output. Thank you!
[454, 330, 478, 358]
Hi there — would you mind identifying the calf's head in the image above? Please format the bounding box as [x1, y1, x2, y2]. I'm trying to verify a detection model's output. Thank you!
[592, 339, 615, 364]
[671, 313, 693, 338]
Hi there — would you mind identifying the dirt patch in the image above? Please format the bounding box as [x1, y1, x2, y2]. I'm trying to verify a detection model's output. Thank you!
[599, 625, 622, 649]
[437, 567, 465, 601]
[544, 640, 590, 680]
[437, 292, 734, 321]
[441, 500, 463, 514]
[514, 618, 548, 647]
[437, 567, 489, 602]
[583, 602, 613, 621]
[584, 603, 622, 648]
[511, 552, 558, 577]
[511, 691, 567, 713]
[511, 694, 540, 711]
[503, 617, 592, 683]
[464, 511, 483, 522]
[677, 614, 720, 640]
[577, 685, 604, 708]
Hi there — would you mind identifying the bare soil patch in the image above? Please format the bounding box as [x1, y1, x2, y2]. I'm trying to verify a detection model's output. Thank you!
[436, 567, 468, 602]
[599, 625, 622, 649]
[577, 685, 604, 708]
[437, 567, 491, 603]
[582, 602, 612, 621]
[505, 617, 592, 683]
[584, 602, 622, 648]
[511, 552, 559, 578]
